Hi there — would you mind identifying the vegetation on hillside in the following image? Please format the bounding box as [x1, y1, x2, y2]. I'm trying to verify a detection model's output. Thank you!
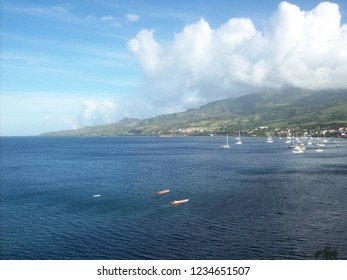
[41, 88, 347, 137]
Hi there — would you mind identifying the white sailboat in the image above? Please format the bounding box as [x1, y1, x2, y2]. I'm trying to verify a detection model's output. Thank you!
[307, 132, 313, 145]
[322, 131, 328, 143]
[266, 133, 273, 143]
[288, 135, 295, 148]
[235, 131, 242, 144]
[221, 134, 231, 149]
[285, 131, 291, 144]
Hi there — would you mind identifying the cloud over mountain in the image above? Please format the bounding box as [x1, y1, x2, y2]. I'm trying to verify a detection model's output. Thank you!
[73, 99, 118, 128]
[129, 1, 347, 113]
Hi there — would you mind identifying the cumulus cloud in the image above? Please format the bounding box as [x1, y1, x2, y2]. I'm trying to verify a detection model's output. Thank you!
[129, 1, 347, 113]
[74, 99, 119, 127]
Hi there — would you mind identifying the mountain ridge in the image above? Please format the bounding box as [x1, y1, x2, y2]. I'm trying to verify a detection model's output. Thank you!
[41, 88, 347, 136]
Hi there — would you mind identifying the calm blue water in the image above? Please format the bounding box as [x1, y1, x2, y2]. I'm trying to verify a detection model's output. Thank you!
[1, 136, 346, 260]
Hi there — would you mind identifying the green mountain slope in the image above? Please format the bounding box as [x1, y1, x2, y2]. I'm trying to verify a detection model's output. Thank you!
[41, 88, 347, 136]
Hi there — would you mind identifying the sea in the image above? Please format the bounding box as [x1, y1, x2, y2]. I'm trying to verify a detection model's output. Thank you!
[0, 136, 346, 260]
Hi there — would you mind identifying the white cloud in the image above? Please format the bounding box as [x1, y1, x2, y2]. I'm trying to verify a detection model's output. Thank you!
[129, 29, 161, 74]
[100, 16, 115, 22]
[98, 14, 140, 27]
[99, 100, 118, 123]
[0, 91, 135, 135]
[21, 5, 71, 17]
[126, 13, 140, 23]
[74, 99, 119, 128]
[129, 1, 347, 114]
[3, 3, 79, 23]
[79, 99, 97, 124]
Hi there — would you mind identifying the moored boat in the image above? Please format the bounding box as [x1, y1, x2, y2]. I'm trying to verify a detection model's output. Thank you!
[292, 146, 304, 154]
[156, 189, 170, 195]
[171, 199, 189, 205]
[235, 131, 242, 144]
[266, 134, 274, 143]
[221, 134, 231, 149]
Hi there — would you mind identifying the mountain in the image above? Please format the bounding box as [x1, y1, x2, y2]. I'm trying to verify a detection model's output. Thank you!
[41, 88, 347, 136]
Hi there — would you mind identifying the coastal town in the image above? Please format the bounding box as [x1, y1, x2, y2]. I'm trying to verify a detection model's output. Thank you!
[157, 126, 347, 138]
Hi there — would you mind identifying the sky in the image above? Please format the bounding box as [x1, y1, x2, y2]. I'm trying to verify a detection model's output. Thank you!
[1, 0, 347, 136]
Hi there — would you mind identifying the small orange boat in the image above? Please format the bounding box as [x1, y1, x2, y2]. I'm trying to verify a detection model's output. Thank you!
[156, 189, 170, 195]
[171, 199, 189, 205]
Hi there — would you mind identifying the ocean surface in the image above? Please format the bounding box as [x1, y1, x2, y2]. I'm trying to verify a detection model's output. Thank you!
[0, 136, 346, 260]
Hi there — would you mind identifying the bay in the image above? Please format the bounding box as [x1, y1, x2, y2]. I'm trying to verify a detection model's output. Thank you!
[0, 136, 346, 259]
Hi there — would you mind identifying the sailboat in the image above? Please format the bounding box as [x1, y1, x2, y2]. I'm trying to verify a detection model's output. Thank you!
[322, 131, 328, 143]
[288, 135, 295, 149]
[266, 133, 274, 143]
[235, 131, 242, 144]
[307, 131, 313, 145]
[221, 134, 231, 149]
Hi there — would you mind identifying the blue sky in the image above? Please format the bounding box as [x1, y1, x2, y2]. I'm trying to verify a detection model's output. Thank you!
[1, 0, 347, 136]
